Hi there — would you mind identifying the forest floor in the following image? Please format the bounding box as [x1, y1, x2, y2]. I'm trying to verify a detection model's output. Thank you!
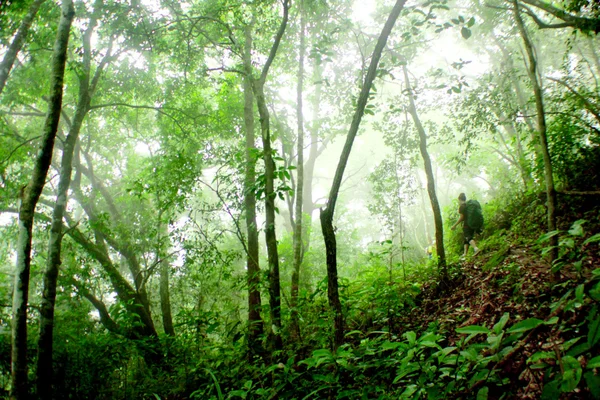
[401, 242, 600, 399]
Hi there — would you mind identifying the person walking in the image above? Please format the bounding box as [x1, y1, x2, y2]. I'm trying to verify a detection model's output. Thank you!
[451, 193, 483, 258]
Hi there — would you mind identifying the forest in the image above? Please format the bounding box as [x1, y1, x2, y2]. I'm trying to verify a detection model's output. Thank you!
[0, 0, 599, 398]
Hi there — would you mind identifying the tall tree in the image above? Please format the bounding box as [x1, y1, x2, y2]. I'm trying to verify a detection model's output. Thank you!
[251, 0, 290, 352]
[513, 0, 558, 262]
[320, 0, 407, 349]
[0, 0, 45, 96]
[10, 1, 74, 398]
[36, 1, 107, 396]
[243, 23, 264, 354]
[401, 63, 447, 277]
[290, 0, 306, 340]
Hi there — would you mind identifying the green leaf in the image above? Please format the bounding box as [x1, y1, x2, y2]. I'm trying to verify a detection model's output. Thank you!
[568, 219, 586, 237]
[456, 325, 490, 335]
[467, 16, 476, 27]
[476, 386, 489, 400]
[538, 230, 560, 243]
[584, 371, 600, 398]
[461, 27, 471, 39]
[560, 356, 582, 392]
[541, 379, 560, 400]
[583, 233, 600, 245]
[507, 318, 544, 333]
[228, 390, 247, 399]
[528, 351, 555, 364]
[404, 331, 416, 345]
[493, 313, 510, 334]
[587, 356, 600, 369]
[381, 341, 402, 351]
[400, 384, 418, 399]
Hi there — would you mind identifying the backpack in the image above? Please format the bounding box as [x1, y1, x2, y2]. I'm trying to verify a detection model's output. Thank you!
[465, 199, 484, 230]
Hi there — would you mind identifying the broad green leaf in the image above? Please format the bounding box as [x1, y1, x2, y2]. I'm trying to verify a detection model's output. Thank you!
[584, 371, 600, 398]
[467, 16, 476, 27]
[560, 356, 582, 392]
[456, 325, 490, 335]
[590, 282, 600, 301]
[381, 341, 401, 351]
[400, 384, 418, 399]
[476, 386, 489, 400]
[507, 318, 544, 333]
[568, 220, 585, 237]
[587, 356, 600, 369]
[541, 379, 560, 400]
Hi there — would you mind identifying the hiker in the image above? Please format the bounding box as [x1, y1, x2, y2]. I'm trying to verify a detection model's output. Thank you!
[451, 193, 483, 257]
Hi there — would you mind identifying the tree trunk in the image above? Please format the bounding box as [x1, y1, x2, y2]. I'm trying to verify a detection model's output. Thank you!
[290, 3, 306, 341]
[401, 64, 447, 278]
[513, 0, 558, 262]
[251, 0, 290, 353]
[320, 0, 406, 350]
[36, 3, 105, 394]
[242, 24, 265, 355]
[159, 257, 175, 336]
[157, 218, 175, 336]
[10, 2, 74, 399]
[0, 0, 45, 96]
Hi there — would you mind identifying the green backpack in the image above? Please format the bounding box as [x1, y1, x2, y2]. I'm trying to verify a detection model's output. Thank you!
[465, 199, 484, 230]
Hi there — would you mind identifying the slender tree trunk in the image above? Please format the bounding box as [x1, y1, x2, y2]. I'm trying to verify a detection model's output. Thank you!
[401, 64, 447, 278]
[290, 3, 306, 341]
[36, 3, 105, 393]
[0, 0, 45, 96]
[159, 258, 175, 336]
[251, 0, 290, 352]
[242, 25, 265, 354]
[320, 0, 406, 350]
[158, 220, 175, 336]
[513, 1, 558, 262]
[36, 70, 89, 400]
[10, 2, 74, 399]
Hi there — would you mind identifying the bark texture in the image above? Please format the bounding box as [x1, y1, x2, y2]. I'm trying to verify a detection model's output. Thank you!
[290, 2, 306, 341]
[10, 1, 74, 399]
[36, 2, 106, 395]
[251, 0, 290, 352]
[243, 24, 265, 353]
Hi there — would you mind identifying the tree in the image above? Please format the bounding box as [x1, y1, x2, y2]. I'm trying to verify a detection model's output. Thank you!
[513, 0, 558, 262]
[242, 22, 265, 354]
[0, 0, 45, 96]
[10, 1, 74, 398]
[400, 63, 447, 277]
[320, 0, 407, 349]
[250, 0, 291, 352]
[518, 0, 600, 33]
[290, 0, 306, 341]
[36, 1, 109, 396]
